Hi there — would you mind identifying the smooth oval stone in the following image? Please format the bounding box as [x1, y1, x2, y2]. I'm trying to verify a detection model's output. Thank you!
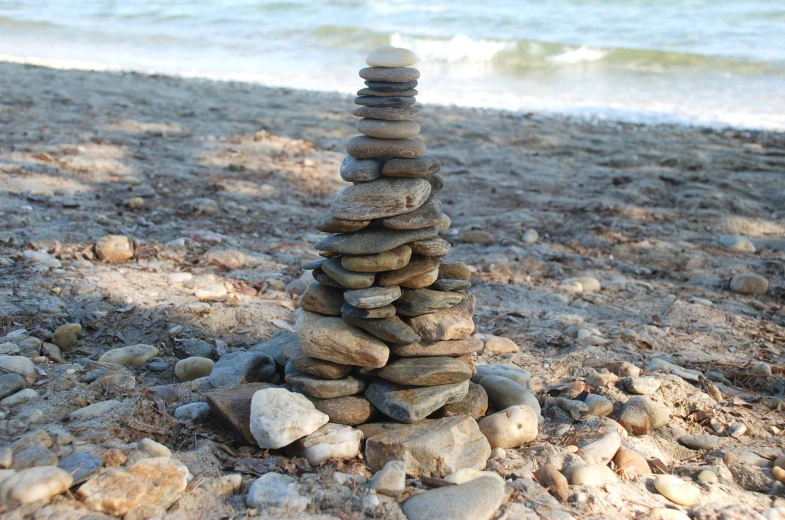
[401, 475, 505, 520]
[439, 261, 470, 280]
[443, 382, 488, 419]
[353, 105, 422, 121]
[315, 213, 370, 233]
[383, 156, 441, 178]
[479, 405, 538, 448]
[299, 281, 344, 316]
[679, 434, 720, 450]
[383, 198, 447, 230]
[654, 474, 700, 506]
[424, 173, 445, 194]
[321, 258, 376, 289]
[408, 237, 451, 257]
[566, 464, 617, 486]
[340, 155, 383, 183]
[357, 88, 418, 97]
[365, 378, 469, 423]
[359, 66, 420, 82]
[342, 244, 412, 273]
[390, 338, 484, 358]
[478, 375, 541, 417]
[331, 178, 431, 221]
[584, 394, 614, 416]
[729, 272, 768, 295]
[98, 344, 159, 367]
[364, 80, 418, 90]
[378, 357, 472, 386]
[357, 119, 420, 139]
[174, 357, 214, 382]
[342, 315, 421, 344]
[613, 446, 651, 479]
[347, 136, 425, 160]
[473, 365, 531, 389]
[309, 395, 378, 426]
[623, 376, 662, 395]
[366, 46, 417, 67]
[315, 226, 438, 255]
[355, 96, 416, 107]
[341, 303, 396, 319]
[719, 234, 756, 253]
[286, 373, 366, 399]
[379, 256, 440, 287]
[395, 288, 466, 317]
[344, 286, 402, 308]
[578, 432, 621, 465]
[431, 279, 471, 292]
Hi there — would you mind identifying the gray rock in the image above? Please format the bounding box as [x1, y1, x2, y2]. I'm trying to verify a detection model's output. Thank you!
[11, 445, 58, 470]
[340, 303, 396, 319]
[382, 198, 448, 231]
[679, 434, 720, 450]
[431, 279, 471, 292]
[343, 286, 402, 309]
[357, 88, 418, 97]
[622, 376, 661, 395]
[58, 452, 103, 484]
[285, 373, 366, 399]
[364, 80, 418, 90]
[395, 288, 466, 317]
[174, 402, 211, 422]
[584, 394, 614, 417]
[730, 273, 768, 295]
[298, 282, 344, 316]
[178, 338, 213, 359]
[208, 351, 276, 388]
[378, 357, 473, 386]
[331, 178, 431, 221]
[246, 473, 309, 514]
[442, 382, 488, 419]
[249, 331, 298, 367]
[321, 258, 376, 289]
[342, 315, 421, 344]
[473, 365, 531, 389]
[346, 136, 425, 160]
[383, 156, 441, 178]
[401, 476, 506, 520]
[477, 375, 541, 418]
[340, 155, 384, 182]
[315, 226, 438, 255]
[353, 105, 422, 121]
[315, 213, 370, 233]
[354, 96, 416, 107]
[365, 378, 469, 423]
[359, 66, 420, 82]
[147, 361, 169, 372]
[0, 373, 26, 400]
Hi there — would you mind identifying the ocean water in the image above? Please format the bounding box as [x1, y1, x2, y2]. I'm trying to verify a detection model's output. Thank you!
[1, 0, 784, 129]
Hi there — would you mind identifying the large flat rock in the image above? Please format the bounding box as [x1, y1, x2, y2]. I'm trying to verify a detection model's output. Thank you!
[365, 378, 469, 423]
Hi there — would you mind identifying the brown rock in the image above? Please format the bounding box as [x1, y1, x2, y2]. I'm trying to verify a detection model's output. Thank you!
[443, 382, 488, 419]
[382, 198, 448, 230]
[460, 230, 494, 245]
[321, 258, 376, 289]
[613, 447, 650, 479]
[400, 269, 439, 289]
[390, 338, 484, 357]
[409, 237, 452, 257]
[346, 136, 426, 160]
[383, 156, 441, 178]
[95, 448, 127, 467]
[438, 261, 470, 280]
[342, 245, 412, 273]
[298, 281, 344, 316]
[297, 312, 389, 368]
[365, 416, 491, 478]
[407, 295, 476, 340]
[310, 395, 378, 426]
[534, 464, 570, 502]
[206, 382, 276, 445]
[379, 255, 440, 287]
[378, 357, 473, 386]
[332, 178, 431, 221]
[342, 315, 421, 344]
[95, 235, 135, 263]
[285, 339, 352, 380]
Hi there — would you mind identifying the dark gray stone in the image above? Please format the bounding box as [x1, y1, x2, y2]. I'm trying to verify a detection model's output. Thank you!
[365, 378, 469, 423]
[59, 452, 103, 484]
[340, 303, 397, 319]
[364, 80, 418, 90]
[353, 105, 422, 121]
[431, 279, 471, 292]
[354, 96, 417, 107]
[315, 226, 438, 255]
[249, 330, 299, 367]
[178, 338, 213, 358]
[340, 155, 384, 183]
[395, 288, 466, 317]
[0, 373, 25, 400]
[208, 350, 276, 388]
[342, 315, 421, 344]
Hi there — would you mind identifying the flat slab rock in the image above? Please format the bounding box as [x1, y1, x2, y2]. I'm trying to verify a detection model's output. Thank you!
[342, 314, 421, 344]
[331, 177, 431, 221]
[390, 337, 484, 357]
[402, 476, 508, 520]
[315, 226, 437, 255]
[344, 285, 402, 309]
[342, 244, 412, 273]
[383, 156, 441, 178]
[407, 294, 476, 340]
[296, 311, 389, 368]
[365, 378, 469, 423]
[378, 356, 473, 386]
[365, 415, 491, 478]
[395, 288, 466, 317]
[285, 373, 366, 399]
[346, 136, 425, 160]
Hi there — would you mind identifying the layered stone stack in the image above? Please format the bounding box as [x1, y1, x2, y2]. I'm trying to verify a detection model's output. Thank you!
[291, 46, 482, 425]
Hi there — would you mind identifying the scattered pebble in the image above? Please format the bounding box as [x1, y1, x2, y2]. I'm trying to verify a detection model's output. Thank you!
[95, 235, 135, 263]
[370, 460, 406, 496]
[249, 388, 329, 449]
[679, 434, 720, 450]
[98, 344, 159, 367]
[174, 402, 211, 422]
[719, 235, 756, 253]
[521, 229, 539, 243]
[0, 466, 73, 505]
[623, 376, 661, 395]
[566, 464, 617, 486]
[174, 356, 214, 382]
[290, 423, 362, 465]
[729, 272, 769, 295]
[52, 323, 81, 350]
[483, 335, 519, 354]
[478, 405, 538, 448]
[698, 470, 718, 483]
[246, 473, 309, 514]
[654, 474, 700, 506]
[584, 394, 613, 417]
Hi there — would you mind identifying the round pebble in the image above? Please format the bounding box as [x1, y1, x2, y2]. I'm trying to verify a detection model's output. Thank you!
[729, 272, 768, 295]
[654, 474, 700, 506]
[53, 323, 81, 350]
[174, 357, 214, 382]
[366, 45, 417, 67]
[719, 235, 755, 253]
[697, 470, 718, 483]
[522, 229, 539, 243]
[478, 405, 538, 448]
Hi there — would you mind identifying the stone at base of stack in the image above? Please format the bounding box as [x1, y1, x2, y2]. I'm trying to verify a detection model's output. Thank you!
[292, 63, 480, 424]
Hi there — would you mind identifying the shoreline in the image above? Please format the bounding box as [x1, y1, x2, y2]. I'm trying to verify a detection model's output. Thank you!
[2, 54, 784, 134]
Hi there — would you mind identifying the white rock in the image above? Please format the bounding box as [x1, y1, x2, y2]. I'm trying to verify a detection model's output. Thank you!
[584, 394, 613, 417]
[0, 470, 15, 488]
[139, 438, 171, 458]
[443, 468, 504, 486]
[0, 388, 39, 407]
[0, 466, 73, 505]
[763, 507, 785, 520]
[490, 447, 506, 459]
[200, 474, 243, 496]
[654, 474, 700, 506]
[98, 344, 159, 366]
[561, 277, 601, 294]
[290, 423, 362, 465]
[483, 336, 519, 354]
[174, 402, 211, 422]
[719, 235, 755, 253]
[174, 357, 214, 382]
[0, 356, 38, 385]
[249, 388, 329, 449]
[246, 473, 309, 514]
[644, 508, 691, 520]
[66, 400, 121, 421]
[370, 460, 406, 496]
[623, 376, 661, 395]
[578, 432, 621, 465]
[522, 229, 539, 243]
[195, 284, 228, 301]
[478, 405, 538, 448]
[566, 464, 617, 486]
[366, 45, 417, 67]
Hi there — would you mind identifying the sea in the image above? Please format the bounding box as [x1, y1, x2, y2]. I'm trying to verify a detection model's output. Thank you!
[1, 0, 784, 130]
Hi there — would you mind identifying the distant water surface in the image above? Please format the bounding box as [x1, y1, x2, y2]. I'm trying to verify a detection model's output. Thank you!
[1, 0, 784, 129]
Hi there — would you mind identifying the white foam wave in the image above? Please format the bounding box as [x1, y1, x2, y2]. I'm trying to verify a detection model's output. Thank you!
[546, 45, 608, 65]
[390, 33, 512, 63]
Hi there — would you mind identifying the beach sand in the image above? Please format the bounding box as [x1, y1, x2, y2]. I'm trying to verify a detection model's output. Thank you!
[1, 61, 784, 517]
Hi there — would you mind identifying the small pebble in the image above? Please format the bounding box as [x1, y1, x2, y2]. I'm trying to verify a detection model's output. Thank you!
[521, 229, 539, 243]
[697, 470, 718, 483]
[0, 466, 73, 505]
[139, 438, 171, 458]
[623, 376, 661, 395]
[654, 474, 700, 506]
[728, 423, 747, 438]
[52, 323, 81, 350]
[719, 235, 755, 253]
[369, 460, 406, 496]
[125, 197, 144, 209]
[174, 402, 211, 422]
[174, 357, 214, 382]
[729, 272, 768, 295]
[679, 434, 720, 450]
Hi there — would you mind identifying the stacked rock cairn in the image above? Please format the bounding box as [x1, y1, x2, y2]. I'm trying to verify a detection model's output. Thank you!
[291, 46, 481, 424]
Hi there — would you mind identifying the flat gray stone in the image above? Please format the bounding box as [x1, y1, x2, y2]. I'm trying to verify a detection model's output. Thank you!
[364, 80, 418, 90]
[347, 136, 426, 160]
[342, 245, 412, 273]
[431, 279, 471, 292]
[383, 198, 448, 230]
[340, 156, 383, 183]
[472, 365, 532, 389]
[401, 476, 506, 520]
[341, 303, 397, 319]
[58, 453, 103, 485]
[353, 105, 422, 121]
[354, 96, 416, 107]
[477, 375, 541, 417]
[357, 88, 418, 97]
[208, 351, 276, 388]
[321, 258, 376, 289]
[395, 288, 466, 317]
[331, 178, 431, 221]
[390, 338, 484, 358]
[286, 373, 366, 399]
[679, 434, 720, 450]
[378, 357, 472, 386]
[0, 373, 25, 400]
[298, 281, 344, 316]
[315, 213, 370, 233]
[365, 378, 469, 423]
[359, 66, 420, 82]
[344, 286, 402, 308]
[383, 156, 441, 178]
[315, 226, 438, 255]
[342, 315, 421, 344]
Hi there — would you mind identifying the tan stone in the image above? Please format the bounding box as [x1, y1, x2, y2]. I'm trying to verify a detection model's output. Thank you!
[342, 245, 412, 273]
[390, 337, 484, 357]
[407, 295, 476, 341]
[296, 312, 389, 368]
[332, 178, 431, 221]
[613, 447, 650, 479]
[379, 256, 439, 287]
[95, 235, 135, 263]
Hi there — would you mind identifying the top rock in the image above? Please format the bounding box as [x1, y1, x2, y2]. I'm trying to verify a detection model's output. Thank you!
[367, 46, 418, 67]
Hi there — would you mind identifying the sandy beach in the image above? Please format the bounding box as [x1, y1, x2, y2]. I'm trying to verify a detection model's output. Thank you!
[0, 61, 784, 518]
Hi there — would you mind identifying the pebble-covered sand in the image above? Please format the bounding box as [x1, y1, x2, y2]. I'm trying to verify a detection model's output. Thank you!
[0, 60, 784, 519]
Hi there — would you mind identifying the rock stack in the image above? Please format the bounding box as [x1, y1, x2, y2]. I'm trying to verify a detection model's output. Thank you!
[291, 46, 481, 425]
